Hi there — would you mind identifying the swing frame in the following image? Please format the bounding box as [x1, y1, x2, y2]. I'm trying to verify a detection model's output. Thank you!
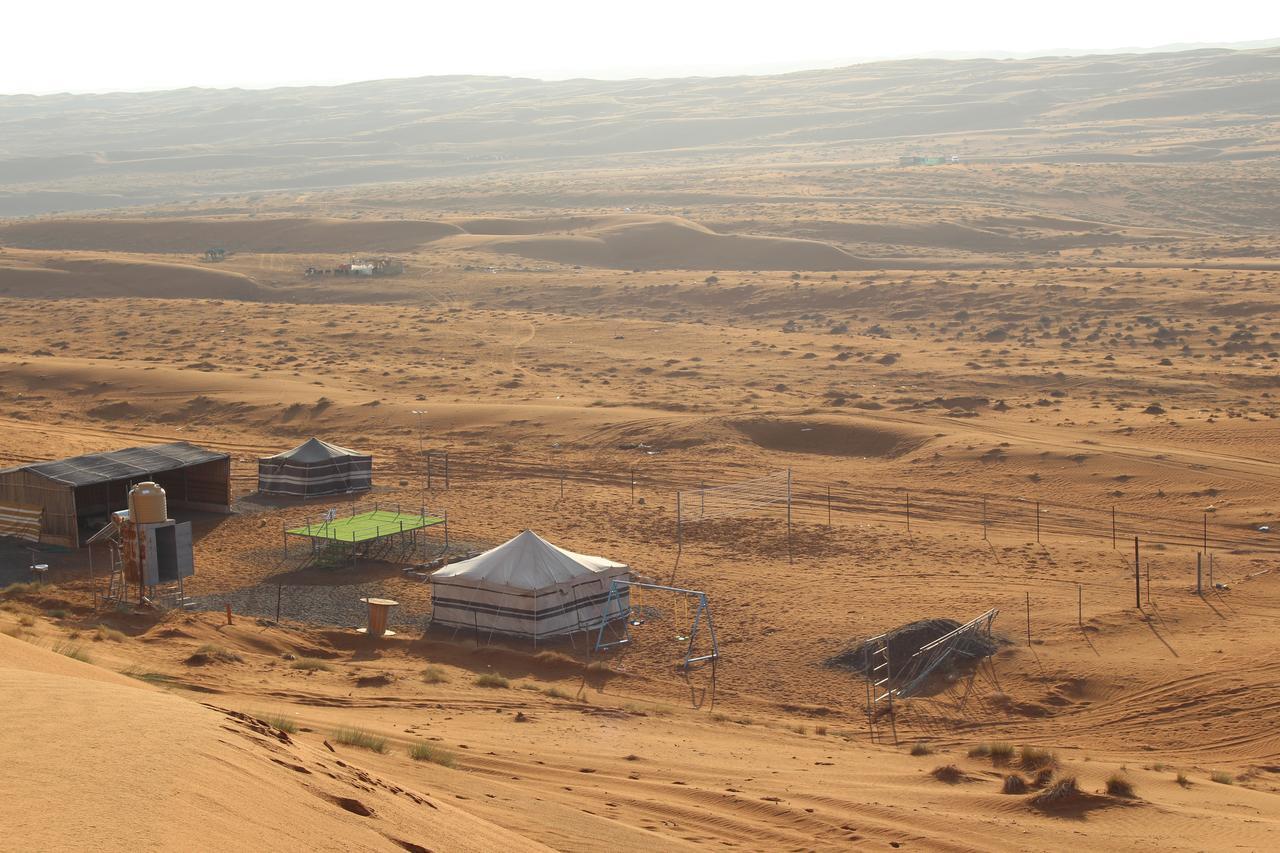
[593, 579, 719, 668]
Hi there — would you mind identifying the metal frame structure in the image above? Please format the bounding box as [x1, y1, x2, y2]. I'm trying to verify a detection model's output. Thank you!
[593, 579, 719, 668]
[283, 502, 445, 568]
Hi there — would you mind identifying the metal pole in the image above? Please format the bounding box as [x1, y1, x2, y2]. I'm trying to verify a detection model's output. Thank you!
[276, 583, 283, 623]
[786, 468, 793, 565]
[1134, 536, 1141, 609]
[1196, 552, 1202, 595]
[676, 491, 682, 554]
[1202, 513, 1208, 554]
[1025, 592, 1031, 646]
[1209, 552, 1214, 589]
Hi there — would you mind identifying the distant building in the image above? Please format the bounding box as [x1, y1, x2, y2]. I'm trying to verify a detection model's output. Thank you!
[898, 155, 960, 166]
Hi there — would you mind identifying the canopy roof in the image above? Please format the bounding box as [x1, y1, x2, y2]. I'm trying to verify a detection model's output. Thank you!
[433, 530, 626, 589]
[9, 442, 227, 487]
[262, 437, 368, 464]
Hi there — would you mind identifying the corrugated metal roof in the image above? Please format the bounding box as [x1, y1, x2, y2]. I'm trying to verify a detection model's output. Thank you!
[18, 442, 228, 487]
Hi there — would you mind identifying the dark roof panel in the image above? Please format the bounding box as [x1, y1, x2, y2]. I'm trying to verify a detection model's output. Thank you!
[21, 442, 228, 487]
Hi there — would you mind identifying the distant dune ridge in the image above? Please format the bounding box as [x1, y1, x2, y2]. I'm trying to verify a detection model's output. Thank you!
[0, 46, 1278, 216]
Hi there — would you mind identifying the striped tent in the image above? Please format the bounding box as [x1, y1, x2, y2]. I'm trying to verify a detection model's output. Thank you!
[257, 438, 372, 497]
[0, 501, 42, 543]
[430, 530, 630, 640]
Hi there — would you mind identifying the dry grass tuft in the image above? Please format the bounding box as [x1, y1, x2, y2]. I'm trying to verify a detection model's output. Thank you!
[910, 741, 933, 756]
[421, 665, 449, 684]
[263, 714, 298, 734]
[1030, 776, 1079, 807]
[1105, 773, 1135, 798]
[1020, 745, 1057, 771]
[931, 764, 964, 784]
[408, 742, 456, 767]
[332, 727, 387, 753]
[187, 644, 242, 665]
[291, 657, 332, 671]
[53, 641, 91, 663]
[474, 673, 510, 689]
[1002, 774, 1028, 794]
[1210, 771, 1234, 785]
[94, 624, 126, 642]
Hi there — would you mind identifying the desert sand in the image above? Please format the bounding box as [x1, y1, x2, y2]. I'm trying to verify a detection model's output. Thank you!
[2, 46, 1280, 851]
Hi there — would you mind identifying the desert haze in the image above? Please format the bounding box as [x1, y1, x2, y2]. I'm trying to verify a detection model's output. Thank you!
[2, 45, 1280, 852]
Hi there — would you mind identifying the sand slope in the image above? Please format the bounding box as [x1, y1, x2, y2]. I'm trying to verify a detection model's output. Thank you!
[0, 633, 546, 852]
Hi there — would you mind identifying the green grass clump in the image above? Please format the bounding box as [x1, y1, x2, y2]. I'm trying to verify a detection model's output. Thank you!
[1105, 773, 1135, 798]
[54, 641, 91, 662]
[408, 742, 456, 767]
[474, 673, 510, 689]
[910, 741, 933, 756]
[1210, 771, 1234, 785]
[291, 657, 333, 671]
[46, 608, 68, 619]
[264, 714, 298, 734]
[1020, 746, 1057, 770]
[332, 727, 387, 753]
[421, 665, 449, 684]
[188, 644, 243, 664]
[1030, 776, 1079, 807]
[94, 624, 126, 642]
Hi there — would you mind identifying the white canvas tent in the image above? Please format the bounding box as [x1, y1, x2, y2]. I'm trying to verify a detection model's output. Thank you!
[257, 438, 372, 497]
[429, 530, 630, 640]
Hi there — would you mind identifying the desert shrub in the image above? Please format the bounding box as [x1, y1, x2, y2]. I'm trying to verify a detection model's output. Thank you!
[188, 644, 242, 665]
[1211, 771, 1234, 785]
[1106, 773, 1135, 798]
[474, 673, 509, 688]
[533, 650, 576, 666]
[1031, 776, 1079, 806]
[1, 582, 37, 597]
[54, 641, 91, 662]
[1002, 774, 1028, 794]
[910, 741, 933, 756]
[1033, 767, 1056, 788]
[989, 742, 1015, 764]
[967, 744, 990, 758]
[46, 609, 68, 619]
[544, 686, 571, 700]
[94, 625, 126, 642]
[1176, 772, 1191, 787]
[18, 615, 35, 627]
[332, 728, 387, 753]
[932, 764, 964, 783]
[1020, 746, 1057, 770]
[814, 725, 828, 736]
[421, 665, 449, 684]
[408, 742, 456, 767]
[291, 657, 332, 671]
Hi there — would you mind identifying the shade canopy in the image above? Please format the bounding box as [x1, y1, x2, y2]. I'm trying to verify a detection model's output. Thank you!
[430, 530, 629, 639]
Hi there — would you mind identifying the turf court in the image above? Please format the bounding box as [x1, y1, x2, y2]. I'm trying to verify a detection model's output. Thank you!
[287, 508, 443, 543]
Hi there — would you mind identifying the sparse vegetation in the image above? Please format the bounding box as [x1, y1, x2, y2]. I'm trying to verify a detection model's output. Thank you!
[543, 686, 572, 700]
[18, 615, 35, 627]
[263, 714, 298, 734]
[1020, 746, 1057, 770]
[1210, 771, 1234, 785]
[93, 624, 126, 642]
[421, 665, 449, 684]
[120, 668, 178, 685]
[1031, 776, 1080, 806]
[53, 641, 91, 662]
[291, 657, 332, 671]
[1002, 774, 1028, 794]
[408, 742, 456, 767]
[1105, 773, 1135, 798]
[187, 644, 242, 665]
[1176, 771, 1191, 787]
[474, 673, 510, 688]
[46, 608, 68, 619]
[910, 741, 932, 756]
[0, 582, 37, 598]
[332, 728, 387, 753]
[932, 764, 964, 783]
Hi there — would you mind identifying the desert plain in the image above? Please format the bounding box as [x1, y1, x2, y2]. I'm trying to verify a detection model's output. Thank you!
[2, 46, 1280, 851]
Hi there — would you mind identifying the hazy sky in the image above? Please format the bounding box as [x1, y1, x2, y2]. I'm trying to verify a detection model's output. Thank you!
[4, 0, 1278, 94]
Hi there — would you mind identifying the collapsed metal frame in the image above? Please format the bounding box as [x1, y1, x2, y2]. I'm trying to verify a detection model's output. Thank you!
[593, 579, 719, 669]
[866, 608, 999, 743]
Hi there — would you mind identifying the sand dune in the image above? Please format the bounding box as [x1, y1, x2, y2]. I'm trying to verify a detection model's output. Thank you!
[0, 634, 543, 852]
[0, 255, 262, 299]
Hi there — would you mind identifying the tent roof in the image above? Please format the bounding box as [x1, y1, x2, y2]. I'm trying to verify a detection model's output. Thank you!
[432, 530, 626, 589]
[262, 437, 369, 463]
[12, 442, 228, 487]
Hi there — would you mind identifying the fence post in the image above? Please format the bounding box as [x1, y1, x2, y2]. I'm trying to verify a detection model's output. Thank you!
[1196, 552, 1202, 595]
[676, 491, 683, 555]
[276, 583, 283, 624]
[1134, 536, 1141, 609]
[1202, 513, 1208, 554]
